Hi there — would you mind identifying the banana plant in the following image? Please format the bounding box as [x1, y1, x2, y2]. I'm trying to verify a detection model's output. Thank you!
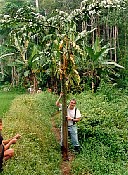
[48, 10, 101, 159]
[82, 37, 124, 93]
[0, 53, 15, 82]
[17, 44, 43, 91]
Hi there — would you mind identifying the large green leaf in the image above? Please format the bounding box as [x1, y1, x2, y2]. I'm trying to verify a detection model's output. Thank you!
[75, 28, 96, 42]
[102, 61, 124, 69]
[0, 53, 14, 59]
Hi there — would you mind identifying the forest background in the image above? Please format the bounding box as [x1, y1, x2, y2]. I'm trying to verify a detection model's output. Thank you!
[0, 0, 128, 175]
[0, 0, 127, 93]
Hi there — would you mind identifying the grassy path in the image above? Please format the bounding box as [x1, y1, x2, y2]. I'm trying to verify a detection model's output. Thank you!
[1, 91, 76, 175]
[1, 92, 61, 175]
[51, 111, 76, 175]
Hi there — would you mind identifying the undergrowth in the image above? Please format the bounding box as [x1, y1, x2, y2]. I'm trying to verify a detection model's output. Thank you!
[0, 87, 128, 175]
[70, 89, 128, 175]
[1, 92, 61, 175]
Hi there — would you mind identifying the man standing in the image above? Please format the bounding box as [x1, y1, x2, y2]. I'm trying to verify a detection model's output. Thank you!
[56, 93, 81, 153]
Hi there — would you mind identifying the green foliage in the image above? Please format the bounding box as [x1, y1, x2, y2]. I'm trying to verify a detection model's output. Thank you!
[0, 89, 128, 174]
[0, 91, 20, 117]
[1, 92, 61, 175]
[0, 0, 127, 93]
[70, 88, 128, 175]
[38, 0, 83, 13]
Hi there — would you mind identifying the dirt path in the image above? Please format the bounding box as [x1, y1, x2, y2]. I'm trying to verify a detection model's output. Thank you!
[51, 111, 75, 175]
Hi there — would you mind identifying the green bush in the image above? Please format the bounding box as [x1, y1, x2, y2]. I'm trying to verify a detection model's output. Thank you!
[71, 90, 128, 175]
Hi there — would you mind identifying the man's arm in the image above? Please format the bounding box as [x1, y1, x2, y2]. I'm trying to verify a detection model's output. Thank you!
[3, 138, 11, 145]
[66, 116, 81, 122]
[3, 134, 21, 145]
[4, 138, 17, 151]
[56, 93, 63, 107]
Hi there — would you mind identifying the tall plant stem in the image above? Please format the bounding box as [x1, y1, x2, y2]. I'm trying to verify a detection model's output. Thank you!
[60, 46, 69, 161]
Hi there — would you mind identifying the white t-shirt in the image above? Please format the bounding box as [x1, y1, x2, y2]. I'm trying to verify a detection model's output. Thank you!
[59, 104, 81, 126]
[67, 107, 81, 126]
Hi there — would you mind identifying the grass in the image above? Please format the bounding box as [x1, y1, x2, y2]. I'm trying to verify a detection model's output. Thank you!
[1, 92, 61, 175]
[0, 87, 128, 175]
[0, 91, 20, 117]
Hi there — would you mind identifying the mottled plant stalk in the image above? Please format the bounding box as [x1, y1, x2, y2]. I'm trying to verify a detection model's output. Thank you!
[61, 74, 68, 160]
[60, 41, 69, 160]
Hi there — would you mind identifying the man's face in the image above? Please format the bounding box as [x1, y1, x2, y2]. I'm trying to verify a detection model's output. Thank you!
[0, 122, 2, 132]
[69, 100, 76, 109]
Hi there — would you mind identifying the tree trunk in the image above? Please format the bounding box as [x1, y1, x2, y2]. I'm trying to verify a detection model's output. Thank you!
[124, 32, 127, 57]
[35, 0, 39, 11]
[110, 26, 112, 60]
[76, 18, 82, 32]
[11, 66, 15, 87]
[92, 79, 95, 93]
[60, 43, 68, 160]
[114, 25, 117, 62]
[0, 60, 4, 80]
[61, 74, 68, 160]
[96, 15, 100, 38]
[33, 73, 38, 92]
[91, 15, 95, 46]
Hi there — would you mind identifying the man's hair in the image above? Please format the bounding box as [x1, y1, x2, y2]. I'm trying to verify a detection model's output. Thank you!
[0, 119, 2, 124]
[70, 99, 76, 104]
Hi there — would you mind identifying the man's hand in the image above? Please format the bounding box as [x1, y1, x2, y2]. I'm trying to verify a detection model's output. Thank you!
[14, 134, 21, 140]
[59, 92, 63, 97]
[11, 138, 17, 144]
[66, 116, 73, 121]
[56, 92, 63, 107]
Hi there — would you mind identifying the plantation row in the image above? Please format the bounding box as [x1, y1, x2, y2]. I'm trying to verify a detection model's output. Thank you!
[0, 86, 128, 175]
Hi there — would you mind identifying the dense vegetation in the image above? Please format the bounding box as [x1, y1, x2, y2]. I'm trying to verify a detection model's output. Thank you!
[0, 87, 127, 175]
[72, 85, 128, 174]
[0, 1, 127, 174]
[0, 0, 128, 94]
